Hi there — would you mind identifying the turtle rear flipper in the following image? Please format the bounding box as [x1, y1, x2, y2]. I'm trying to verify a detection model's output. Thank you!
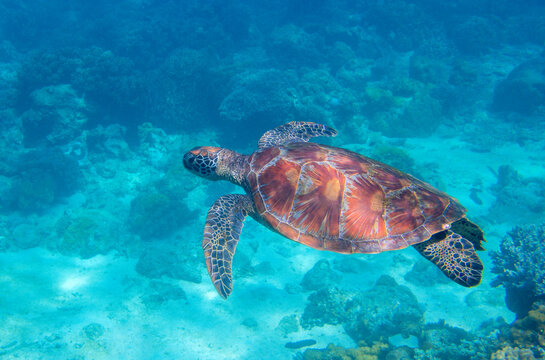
[450, 217, 486, 251]
[414, 230, 483, 287]
[202, 194, 254, 299]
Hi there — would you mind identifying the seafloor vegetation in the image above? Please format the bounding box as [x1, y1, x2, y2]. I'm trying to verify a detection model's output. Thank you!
[0, 0, 544, 359]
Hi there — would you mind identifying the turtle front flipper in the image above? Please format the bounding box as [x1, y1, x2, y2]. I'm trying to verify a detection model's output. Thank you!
[203, 194, 254, 299]
[413, 230, 483, 287]
[258, 121, 337, 149]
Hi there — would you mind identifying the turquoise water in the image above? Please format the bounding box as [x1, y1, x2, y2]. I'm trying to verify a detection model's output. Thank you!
[0, 1, 544, 359]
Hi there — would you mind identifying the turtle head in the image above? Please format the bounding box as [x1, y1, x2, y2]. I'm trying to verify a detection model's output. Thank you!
[183, 146, 223, 180]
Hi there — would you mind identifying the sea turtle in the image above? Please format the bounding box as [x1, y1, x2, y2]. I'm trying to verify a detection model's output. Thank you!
[183, 122, 484, 299]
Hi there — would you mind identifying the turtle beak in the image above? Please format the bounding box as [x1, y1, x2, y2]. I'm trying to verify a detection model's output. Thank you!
[183, 151, 195, 171]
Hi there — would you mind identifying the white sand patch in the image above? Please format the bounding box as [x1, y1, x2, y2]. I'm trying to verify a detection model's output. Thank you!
[0, 247, 349, 360]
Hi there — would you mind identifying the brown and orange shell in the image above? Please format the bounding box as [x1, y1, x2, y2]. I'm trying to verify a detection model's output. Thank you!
[248, 142, 465, 254]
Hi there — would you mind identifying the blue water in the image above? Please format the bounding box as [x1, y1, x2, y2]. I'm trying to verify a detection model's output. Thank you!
[0, 1, 544, 359]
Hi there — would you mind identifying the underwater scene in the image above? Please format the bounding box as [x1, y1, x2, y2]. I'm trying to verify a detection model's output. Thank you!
[0, 0, 544, 359]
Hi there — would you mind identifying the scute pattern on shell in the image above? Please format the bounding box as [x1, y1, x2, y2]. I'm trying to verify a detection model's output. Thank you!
[249, 142, 465, 254]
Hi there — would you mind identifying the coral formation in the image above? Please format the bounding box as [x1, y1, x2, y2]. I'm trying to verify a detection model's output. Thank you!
[491, 224, 545, 316]
[146, 49, 226, 132]
[409, 54, 449, 85]
[302, 342, 388, 360]
[82, 323, 105, 341]
[128, 191, 185, 240]
[344, 276, 425, 344]
[9, 148, 82, 212]
[414, 322, 483, 360]
[21, 84, 87, 146]
[384, 346, 413, 360]
[365, 80, 443, 138]
[301, 276, 424, 346]
[491, 346, 537, 360]
[301, 259, 342, 291]
[276, 314, 300, 337]
[11, 222, 43, 249]
[55, 210, 125, 259]
[488, 165, 545, 224]
[300, 287, 350, 329]
[492, 57, 545, 116]
[17, 47, 145, 125]
[0, 110, 23, 172]
[449, 16, 501, 55]
[510, 305, 545, 351]
[371, 145, 416, 176]
[219, 69, 297, 130]
[86, 124, 132, 161]
[269, 25, 323, 67]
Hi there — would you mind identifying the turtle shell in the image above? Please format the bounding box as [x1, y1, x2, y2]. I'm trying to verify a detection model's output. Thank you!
[247, 142, 465, 254]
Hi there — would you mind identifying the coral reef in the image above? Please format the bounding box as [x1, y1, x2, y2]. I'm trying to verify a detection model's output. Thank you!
[55, 209, 126, 259]
[219, 69, 297, 128]
[491, 224, 545, 316]
[489, 165, 545, 225]
[269, 24, 323, 67]
[301, 276, 424, 345]
[492, 57, 545, 116]
[510, 305, 545, 352]
[82, 323, 105, 341]
[302, 342, 388, 360]
[409, 54, 449, 85]
[357, 0, 436, 52]
[276, 314, 300, 337]
[127, 191, 186, 240]
[491, 346, 538, 360]
[0, 176, 13, 212]
[86, 124, 132, 161]
[0, 60, 18, 112]
[344, 276, 425, 344]
[300, 287, 350, 329]
[301, 259, 342, 291]
[371, 145, 416, 176]
[21, 84, 87, 146]
[0, 110, 23, 174]
[384, 346, 413, 360]
[295, 68, 359, 129]
[9, 148, 82, 212]
[17, 47, 145, 126]
[145, 48, 227, 132]
[448, 16, 501, 55]
[413, 321, 492, 360]
[11, 222, 44, 249]
[365, 80, 443, 138]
